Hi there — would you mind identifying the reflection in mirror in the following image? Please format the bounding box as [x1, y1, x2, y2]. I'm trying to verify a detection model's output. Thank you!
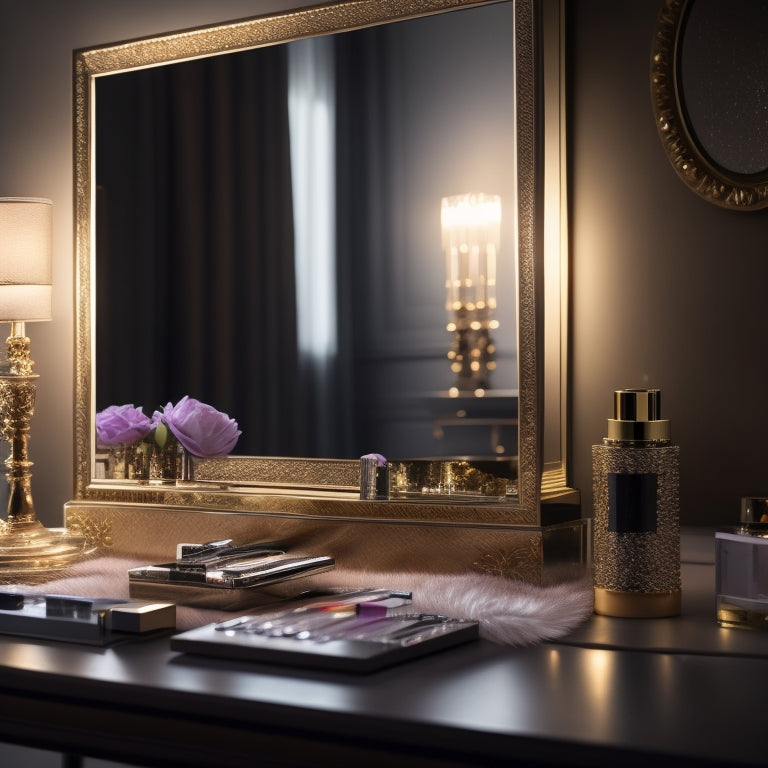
[95, 2, 518, 460]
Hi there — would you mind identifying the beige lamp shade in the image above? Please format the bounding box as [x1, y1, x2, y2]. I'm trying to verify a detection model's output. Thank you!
[0, 197, 53, 322]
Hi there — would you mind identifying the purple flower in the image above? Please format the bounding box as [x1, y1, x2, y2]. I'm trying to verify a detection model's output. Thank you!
[155, 396, 241, 458]
[95, 404, 152, 446]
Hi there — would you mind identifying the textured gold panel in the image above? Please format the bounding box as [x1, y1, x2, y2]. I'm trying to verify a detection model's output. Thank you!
[191, 456, 362, 491]
[77, 0, 485, 77]
[82, 484, 542, 524]
[65, 501, 589, 585]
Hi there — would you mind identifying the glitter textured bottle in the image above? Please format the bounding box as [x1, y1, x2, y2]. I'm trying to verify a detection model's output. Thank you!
[592, 388, 681, 618]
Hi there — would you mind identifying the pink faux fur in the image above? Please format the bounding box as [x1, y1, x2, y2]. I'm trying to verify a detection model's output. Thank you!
[306, 569, 595, 646]
[6, 556, 593, 646]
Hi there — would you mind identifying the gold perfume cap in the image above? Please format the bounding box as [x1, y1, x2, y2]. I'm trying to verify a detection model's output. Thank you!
[606, 388, 671, 442]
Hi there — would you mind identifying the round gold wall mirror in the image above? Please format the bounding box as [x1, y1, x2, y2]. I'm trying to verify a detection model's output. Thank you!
[652, 0, 768, 209]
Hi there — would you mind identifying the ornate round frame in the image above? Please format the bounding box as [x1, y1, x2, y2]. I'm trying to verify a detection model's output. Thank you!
[651, 0, 768, 210]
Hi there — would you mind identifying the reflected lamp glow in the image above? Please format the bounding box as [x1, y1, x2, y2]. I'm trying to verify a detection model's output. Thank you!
[442, 193, 501, 396]
[0, 198, 86, 580]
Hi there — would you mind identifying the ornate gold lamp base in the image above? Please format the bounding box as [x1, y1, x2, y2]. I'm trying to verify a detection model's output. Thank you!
[0, 326, 91, 584]
[0, 519, 90, 584]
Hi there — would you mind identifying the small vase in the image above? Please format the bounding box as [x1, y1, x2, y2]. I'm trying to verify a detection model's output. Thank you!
[125, 441, 151, 482]
[108, 444, 126, 479]
[149, 435, 186, 483]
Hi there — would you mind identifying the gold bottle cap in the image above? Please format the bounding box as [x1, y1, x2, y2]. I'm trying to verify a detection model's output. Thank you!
[606, 388, 671, 443]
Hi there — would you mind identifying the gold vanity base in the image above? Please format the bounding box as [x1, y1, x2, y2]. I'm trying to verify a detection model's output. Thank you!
[593, 587, 681, 618]
[0, 518, 92, 584]
[65, 501, 590, 586]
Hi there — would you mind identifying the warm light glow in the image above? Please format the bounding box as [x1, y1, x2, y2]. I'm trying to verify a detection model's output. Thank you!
[442, 192, 501, 313]
[441, 193, 501, 392]
[581, 649, 617, 728]
[0, 197, 53, 322]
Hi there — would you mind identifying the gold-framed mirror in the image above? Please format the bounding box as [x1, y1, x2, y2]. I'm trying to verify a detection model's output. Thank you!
[69, 0, 580, 579]
[652, 0, 768, 209]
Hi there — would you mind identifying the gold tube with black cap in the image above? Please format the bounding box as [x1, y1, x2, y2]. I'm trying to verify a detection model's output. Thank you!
[592, 388, 681, 617]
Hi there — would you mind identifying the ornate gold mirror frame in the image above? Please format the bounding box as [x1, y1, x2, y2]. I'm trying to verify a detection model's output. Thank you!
[652, 0, 768, 209]
[69, 0, 583, 580]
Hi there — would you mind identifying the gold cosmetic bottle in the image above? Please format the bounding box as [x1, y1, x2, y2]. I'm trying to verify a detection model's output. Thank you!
[592, 388, 681, 618]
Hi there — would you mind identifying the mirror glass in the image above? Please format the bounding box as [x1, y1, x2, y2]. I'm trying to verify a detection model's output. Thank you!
[678, 0, 768, 177]
[652, 0, 768, 209]
[94, 1, 519, 461]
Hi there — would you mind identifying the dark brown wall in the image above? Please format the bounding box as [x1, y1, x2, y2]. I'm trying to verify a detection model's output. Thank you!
[1, 0, 763, 527]
[569, 0, 768, 525]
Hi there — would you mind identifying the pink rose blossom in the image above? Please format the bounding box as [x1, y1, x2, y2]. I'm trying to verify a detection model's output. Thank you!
[155, 396, 240, 458]
[95, 404, 152, 446]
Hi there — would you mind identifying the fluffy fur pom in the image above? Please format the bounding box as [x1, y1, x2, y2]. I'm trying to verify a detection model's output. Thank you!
[312, 569, 594, 646]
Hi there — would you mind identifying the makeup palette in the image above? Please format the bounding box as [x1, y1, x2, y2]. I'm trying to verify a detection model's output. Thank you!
[171, 589, 479, 672]
[0, 592, 176, 645]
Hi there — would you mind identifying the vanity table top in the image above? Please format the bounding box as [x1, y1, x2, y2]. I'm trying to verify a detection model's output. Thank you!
[0, 528, 765, 768]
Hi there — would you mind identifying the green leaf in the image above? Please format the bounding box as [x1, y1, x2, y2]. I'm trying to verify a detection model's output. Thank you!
[154, 421, 168, 449]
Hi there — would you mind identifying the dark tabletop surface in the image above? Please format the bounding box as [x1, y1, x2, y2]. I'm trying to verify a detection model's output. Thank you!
[0, 527, 764, 768]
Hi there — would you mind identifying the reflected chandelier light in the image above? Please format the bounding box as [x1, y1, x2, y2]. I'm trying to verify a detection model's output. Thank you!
[442, 192, 501, 396]
[0, 198, 87, 580]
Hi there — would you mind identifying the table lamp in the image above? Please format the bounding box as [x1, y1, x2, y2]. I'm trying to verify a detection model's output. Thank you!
[0, 197, 86, 580]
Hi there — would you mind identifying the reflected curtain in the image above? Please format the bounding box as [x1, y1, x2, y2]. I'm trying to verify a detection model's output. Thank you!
[334, 27, 393, 453]
[96, 47, 300, 455]
[288, 36, 350, 458]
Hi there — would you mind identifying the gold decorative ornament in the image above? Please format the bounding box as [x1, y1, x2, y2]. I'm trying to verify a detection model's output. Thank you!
[0, 326, 90, 581]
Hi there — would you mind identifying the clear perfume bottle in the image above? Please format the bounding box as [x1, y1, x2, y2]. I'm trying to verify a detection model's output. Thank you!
[592, 388, 681, 618]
